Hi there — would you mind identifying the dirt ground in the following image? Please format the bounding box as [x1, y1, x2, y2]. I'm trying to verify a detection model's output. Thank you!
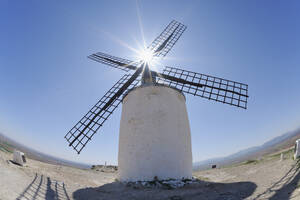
[1, 150, 300, 200]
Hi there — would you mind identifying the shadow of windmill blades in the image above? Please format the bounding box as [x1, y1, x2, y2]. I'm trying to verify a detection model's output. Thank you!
[253, 159, 300, 200]
[72, 180, 256, 200]
[17, 173, 70, 200]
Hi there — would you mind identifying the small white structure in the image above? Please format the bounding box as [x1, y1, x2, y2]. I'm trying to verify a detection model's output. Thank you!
[280, 153, 284, 161]
[294, 139, 300, 160]
[13, 150, 27, 166]
[118, 84, 192, 181]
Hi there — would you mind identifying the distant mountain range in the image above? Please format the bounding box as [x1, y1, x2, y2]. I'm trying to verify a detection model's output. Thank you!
[0, 132, 91, 169]
[2, 128, 300, 171]
[194, 128, 300, 170]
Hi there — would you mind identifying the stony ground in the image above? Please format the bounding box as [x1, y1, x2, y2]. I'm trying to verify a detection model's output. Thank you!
[1, 149, 300, 200]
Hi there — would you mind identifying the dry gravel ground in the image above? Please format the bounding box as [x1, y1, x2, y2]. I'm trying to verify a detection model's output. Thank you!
[1, 150, 300, 200]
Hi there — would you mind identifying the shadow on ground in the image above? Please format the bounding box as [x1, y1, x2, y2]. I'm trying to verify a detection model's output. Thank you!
[9, 159, 23, 166]
[17, 173, 70, 200]
[72, 180, 256, 200]
[253, 159, 300, 200]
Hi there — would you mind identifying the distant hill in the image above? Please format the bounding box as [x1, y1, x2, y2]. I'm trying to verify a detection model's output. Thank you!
[194, 128, 300, 171]
[0, 132, 91, 169]
[2, 127, 300, 172]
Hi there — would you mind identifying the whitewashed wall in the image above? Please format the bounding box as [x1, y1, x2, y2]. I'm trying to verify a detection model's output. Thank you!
[294, 139, 300, 159]
[13, 150, 26, 166]
[118, 85, 192, 181]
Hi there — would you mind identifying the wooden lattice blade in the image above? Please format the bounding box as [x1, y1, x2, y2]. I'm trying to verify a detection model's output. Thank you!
[147, 20, 187, 58]
[88, 52, 138, 71]
[64, 71, 141, 154]
[156, 66, 249, 109]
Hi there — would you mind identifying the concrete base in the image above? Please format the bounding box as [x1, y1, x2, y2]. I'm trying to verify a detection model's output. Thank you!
[118, 84, 192, 181]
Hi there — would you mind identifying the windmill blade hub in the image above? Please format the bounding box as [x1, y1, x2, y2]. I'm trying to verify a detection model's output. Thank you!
[138, 49, 154, 63]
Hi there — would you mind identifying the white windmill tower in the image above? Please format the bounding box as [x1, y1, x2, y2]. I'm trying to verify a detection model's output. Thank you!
[64, 20, 249, 181]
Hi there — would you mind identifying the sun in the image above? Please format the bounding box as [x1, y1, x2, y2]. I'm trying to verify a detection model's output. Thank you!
[138, 49, 154, 64]
[135, 48, 161, 71]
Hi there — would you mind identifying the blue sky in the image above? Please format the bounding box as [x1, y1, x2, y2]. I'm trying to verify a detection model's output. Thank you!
[1, 0, 300, 165]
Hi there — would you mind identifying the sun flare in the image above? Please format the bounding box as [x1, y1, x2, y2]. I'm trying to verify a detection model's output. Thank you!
[138, 49, 154, 64]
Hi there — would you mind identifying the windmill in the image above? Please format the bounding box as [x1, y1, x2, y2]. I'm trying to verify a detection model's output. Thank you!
[64, 20, 249, 181]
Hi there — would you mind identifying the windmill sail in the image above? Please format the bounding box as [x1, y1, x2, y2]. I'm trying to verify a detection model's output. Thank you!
[88, 20, 187, 71]
[157, 66, 249, 109]
[148, 20, 187, 57]
[88, 52, 138, 71]
[65, 19, 249, 154]
[65, 72, 141, 154]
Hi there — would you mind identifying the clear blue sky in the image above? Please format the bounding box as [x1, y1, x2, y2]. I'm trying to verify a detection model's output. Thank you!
[1, 0, 300, 165]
